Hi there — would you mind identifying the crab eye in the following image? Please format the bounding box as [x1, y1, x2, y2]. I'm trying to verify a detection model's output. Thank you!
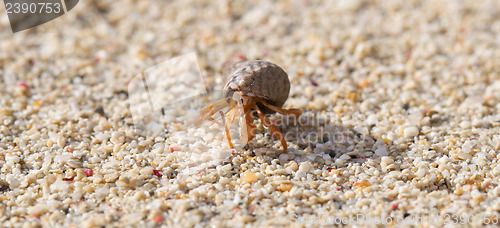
[240, 99, 244, 104]
[226, 98, 231, 104]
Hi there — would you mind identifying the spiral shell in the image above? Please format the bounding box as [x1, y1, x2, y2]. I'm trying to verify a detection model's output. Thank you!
[223, 60, 290, 114]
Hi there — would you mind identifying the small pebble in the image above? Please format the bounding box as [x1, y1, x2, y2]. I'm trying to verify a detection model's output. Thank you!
[279, 182, 293, 191]
[295, 171, 307, 179]
[278, 154, 289, 162]
[298, 161, 312, 172]
[84, 169, 93, 176]
[286, 161, 299, 172]
[403, 126, 419, 138]
[153, 170, 162, 177]
[339, 154, 350, 160]
[457, 153, 472, 160]
[375, 146, 389, 156]
[140, 167, 154, 176]
[28, 204, 49, 217]
[380, 156, 394, 168]
[241, 172, 258, 184]
[134, 191, 146, 201]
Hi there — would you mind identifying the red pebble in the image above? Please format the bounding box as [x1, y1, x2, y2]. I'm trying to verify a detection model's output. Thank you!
[391, 203, 399, 210]
[153, 170, 162, 178]
[84, 169, 93, 176]
[16, 81, 30, 90]
[154, 216, 162, 223]
[63, 176, 74, 181]
[235, 54, 247, 61]
[170, 146, 180, 152]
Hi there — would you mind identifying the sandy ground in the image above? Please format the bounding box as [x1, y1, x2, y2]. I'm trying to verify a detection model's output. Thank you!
[1, 0, 500, 227]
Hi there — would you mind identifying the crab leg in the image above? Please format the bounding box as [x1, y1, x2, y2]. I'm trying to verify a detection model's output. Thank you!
[239, 101, 256, 145]
[196, 98, 236, 124]
[220, 110, 234, 148]
[256, 98, 302, 117]
[206, 116, 224, 126]
[252, 103, 288, 153]
[244, 107, 257, 143]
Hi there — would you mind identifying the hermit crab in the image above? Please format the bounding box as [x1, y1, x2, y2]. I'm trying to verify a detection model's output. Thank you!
[196, 60, 301, 152]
